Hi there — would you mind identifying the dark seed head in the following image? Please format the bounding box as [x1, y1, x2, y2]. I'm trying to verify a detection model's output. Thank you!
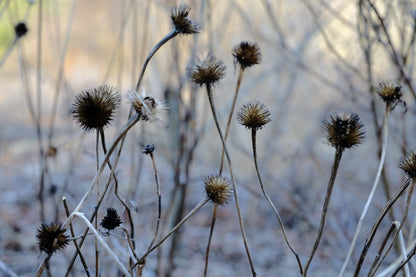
[204, 175, 233, 206]
[170, 5, 200, 35]
[187, 54, 226, 87]
[399, 151, 416, 179]
[322, 113, 365, 150]
[100, 208, 122, 231]
[232, 41, 261, 69]
[237, 100, 271, 131]
[36, 223, 68, 256]
[15, 22, 28, 38]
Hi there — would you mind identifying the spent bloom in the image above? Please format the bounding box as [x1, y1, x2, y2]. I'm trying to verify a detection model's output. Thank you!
[237, 100, 271, 130]
[322, 113, 365, 149]
[377, 82, 406, 112]
[72, 85, 121, 131]
[187, 54, 226, 87]
[204, 175, 233, 206]
[170, 5, 200, 35]
[100, 208, 122, 232]
[15, 22, 28, 38]
[128, 90, 165, 121]
[36, 223, 69, 256]
[399, 151, 416, 179]
[232, 41, 261, 69]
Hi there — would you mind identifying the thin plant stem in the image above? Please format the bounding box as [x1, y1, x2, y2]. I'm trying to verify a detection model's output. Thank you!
[203, 204, 217, 277]
[63, 197, 91, 277]
[391, 240, 416, 276]
[353, 177, 412, 276]
[95, 130, 100, 277]
[119, 227, 139, 262]
[338, 105, 391, 277]
[251, 128, 303, 275]
[135, 198, 209, 265]
[303, 146, 344, 277]
[146, 152, 162, 251]
[0, 38, 16, 67]
[206, 85, 256, 277]
[135, 29, 178, 91]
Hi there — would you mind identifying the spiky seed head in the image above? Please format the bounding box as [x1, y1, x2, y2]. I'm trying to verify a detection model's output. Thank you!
[237, 100, 271, 130]
[399, 151, 416, 179]
[187, 54, 226, 87]
[170, 5, 200, 35]
[141, 144, 155, 155]
[128, 90, 165, 121]
[377, 82, 406, 112]
[204, 175, 233, 206]
[232, 41, 261, 69]
[322, 113, 365, 149]
[100, 208, 122, 231]
[72, 85, 120, 131]
[15, 22, 28, 38]
[36, 223, 68, 256]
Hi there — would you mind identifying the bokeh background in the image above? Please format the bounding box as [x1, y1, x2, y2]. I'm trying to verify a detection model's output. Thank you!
[1, 0, 416, 276]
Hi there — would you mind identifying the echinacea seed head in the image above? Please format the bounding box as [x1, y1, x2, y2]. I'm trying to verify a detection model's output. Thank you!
[187, 54, 226, 87]
[399, 151, 416, 179]
[322, 113, 365, 150]
[170, 5, 200, 35]
[15, 22, 28, 38]
[232, 41, 261, 69]
[141, 144, 155, 155]
[36, 223, 68, 256]
[128, 90, 165, 121]
[237, 100, 271, 130]
[377, 82, 406, 112]
[204, 175, 233, 206]
[72, 85, 120, 131]
[100, 208, 122, 231]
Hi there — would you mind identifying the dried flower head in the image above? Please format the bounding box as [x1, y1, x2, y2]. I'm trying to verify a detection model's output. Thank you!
[399, 151, 416, 179]
[15, 22, 28, 38]
[232, 41, 261, 69]
[377, 82, 406, 112]
[170, 5, 200, 35]
[36, 223, 68, 256]
[100, 208, 122, 231]
[322, 113, 365, 149]
[237, 100, 271, 130]
[141, 144, 155, 155]
[187, 54, 226, 87]
[72, 85, 121, 131]
[128, 90, 165, 121]
[204, 175, 233, 206]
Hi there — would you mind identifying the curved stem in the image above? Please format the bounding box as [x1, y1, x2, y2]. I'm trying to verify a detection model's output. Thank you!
[303, 147, 343, 277]
[206, 85, 256, 277]
[339, 105, 390, 276]
[146, 152, 162, 251]
[251, 128, 303, 274]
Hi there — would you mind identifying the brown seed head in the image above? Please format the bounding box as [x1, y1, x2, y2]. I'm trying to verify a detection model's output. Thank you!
[170, 5, 200, 35]
[377, 82, 406, 112]
[15, 22, 28, 38]
[204, 175, 233, 206]
[237, 100, 271, 130]
[232, 41, 261, 69]
[399, 151, 416, 179]
[72, 85, 120, 131]
[128, 90, 165, 121]
[322, 113, 365, 149]
[187, 54, 226, 87]
[100, 208, 122, 231]
[36, 223, 68, 256]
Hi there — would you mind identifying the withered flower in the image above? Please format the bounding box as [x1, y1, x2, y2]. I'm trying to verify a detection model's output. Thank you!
[37, 223, 68, 256]
[72, 85, 120, 131]
[15, 22, 28, 38]
[322, 113, 365, 149]
[170, 5, 200, 35]
[187, 54, 226, 87]
[141, 144, 155, 155]
[128, 90, 165, 121]
[377, 82, 406, 112]
[399, 151, 416, 179]
[204, 175, 233, 206]
[232, 41, 261, 69]
[237, 100, 271, 130]
[100, 208, 122, 231]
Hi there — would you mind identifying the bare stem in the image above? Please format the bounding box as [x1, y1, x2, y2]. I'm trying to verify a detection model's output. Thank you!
[303, 146, 343, 277]
[203, 204, 218, 277]
[146, 152, 162, 251]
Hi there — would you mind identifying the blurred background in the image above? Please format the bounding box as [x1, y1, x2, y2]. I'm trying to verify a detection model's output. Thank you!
[1, 0, 416, 276]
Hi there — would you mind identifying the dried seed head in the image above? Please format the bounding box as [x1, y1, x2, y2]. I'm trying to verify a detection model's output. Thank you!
[322, 113, 365, 149]
[36, 223, 68, 256]
[15, 22, 28, 38]
[170, 5, 200, 35]
[128, 90, 165, 121]
[187, 54, 226, 87]
[232, 41, 261, 69]
[141, 144, 155, 155]
[204, 175, 233, 206]
[377, 82, 407, 112]
[237, 100, 271, 130]
[72, 85, 121, 131]
[100, 208, 122, 231]
[399, 151, 416, 179]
